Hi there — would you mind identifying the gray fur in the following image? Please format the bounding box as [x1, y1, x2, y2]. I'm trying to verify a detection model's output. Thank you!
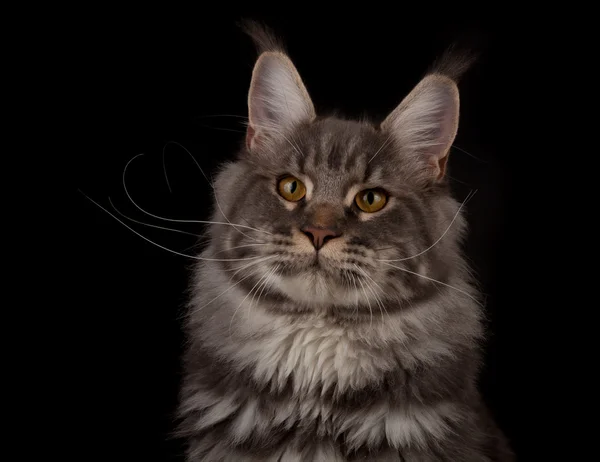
[178, 22, 514, 461]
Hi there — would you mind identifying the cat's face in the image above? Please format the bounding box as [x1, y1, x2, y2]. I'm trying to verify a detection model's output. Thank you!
[209, 48, 466, 315]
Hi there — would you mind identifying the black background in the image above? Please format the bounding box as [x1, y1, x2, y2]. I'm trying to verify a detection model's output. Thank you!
[71, 6, 554, 461]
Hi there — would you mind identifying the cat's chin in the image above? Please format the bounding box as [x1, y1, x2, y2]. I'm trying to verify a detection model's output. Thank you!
[270, 269, 367, 307]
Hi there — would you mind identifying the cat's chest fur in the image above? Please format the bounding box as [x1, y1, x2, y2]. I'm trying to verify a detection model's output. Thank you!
[194, 315, 463, 458]
[239, 316, 399, 395]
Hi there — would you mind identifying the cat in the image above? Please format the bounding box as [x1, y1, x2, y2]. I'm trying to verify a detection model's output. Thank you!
[178, 21, 514, 461]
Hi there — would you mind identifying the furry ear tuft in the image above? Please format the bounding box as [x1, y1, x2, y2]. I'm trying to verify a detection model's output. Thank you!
[238, 19, 286, 55]
[428, 44, 478, 83]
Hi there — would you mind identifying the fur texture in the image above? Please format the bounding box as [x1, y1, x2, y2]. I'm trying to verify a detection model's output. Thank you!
[178, 22, 513, 461]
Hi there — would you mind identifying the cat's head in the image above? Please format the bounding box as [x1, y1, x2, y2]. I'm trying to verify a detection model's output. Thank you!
[208, 23, 472, 316]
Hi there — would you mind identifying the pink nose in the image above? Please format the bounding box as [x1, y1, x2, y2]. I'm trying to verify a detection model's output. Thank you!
[301, 226, 341, 250]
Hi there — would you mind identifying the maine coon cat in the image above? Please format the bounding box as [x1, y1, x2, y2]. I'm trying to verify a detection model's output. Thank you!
[178, 22, 513, 461]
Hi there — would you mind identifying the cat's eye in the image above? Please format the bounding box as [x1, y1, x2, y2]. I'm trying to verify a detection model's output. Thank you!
[355, 189, 387, 213]
[278, 176, 307, 202]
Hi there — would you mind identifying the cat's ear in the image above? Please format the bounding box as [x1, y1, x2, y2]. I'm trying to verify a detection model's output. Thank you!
[381, 74, 459, 181]
[246, 51, 315, 150]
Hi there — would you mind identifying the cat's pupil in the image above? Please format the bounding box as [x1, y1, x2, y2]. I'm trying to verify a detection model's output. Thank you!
[289, 181, 297, 194]
[367, 191, 375, 205]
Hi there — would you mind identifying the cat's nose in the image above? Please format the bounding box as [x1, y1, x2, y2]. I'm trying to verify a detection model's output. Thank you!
[301, 226, 341, 250]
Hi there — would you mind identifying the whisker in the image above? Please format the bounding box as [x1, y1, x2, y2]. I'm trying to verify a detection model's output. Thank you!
[230, 265, 273, 335]
[195, 114, 249, 119]
[354, 265, 385, 293]
[109, 198, 201, 238]
[351, 272, 360, 314]
[248, 263, 280, 320]
[162, 143, 173, 194]
[258, 263, 279, 306]
[372, 236, 421, 252]
[121, 153, 272, 235]
[160, 142, 264, 242]
[451, 144, 488, 163]
[190, 258, 276, 315]
[355, 274, 373, 327]
[368, 134, 393, 163]
[247, 276, 266, 320]
[197, 124, 246, 134]
[170, 141, 206, 184]
[379, 261, 483, 307]
[213, 185, 262, 242]
[181, 241, 209, 254]
[348, 272, 356, 315]
[371, 245, 397, 252]
[379, 190, 477, 262]
[169, 143, 256, 240]
[365, 277, 386, 324]
[368, 141, 486, 166]
[252, 121, 306, 160]
[224, 255, 276, 278]
[80, 190, 268, 263]
[212, 243, 268, 256]
[447, 174, 473, 187]
[354, 264, 390, 323]
[194, 114, 249, 132]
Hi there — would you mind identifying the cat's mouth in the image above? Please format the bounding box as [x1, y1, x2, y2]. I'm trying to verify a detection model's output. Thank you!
[309, 251, 321, 266]
[279, 249, 348, 275]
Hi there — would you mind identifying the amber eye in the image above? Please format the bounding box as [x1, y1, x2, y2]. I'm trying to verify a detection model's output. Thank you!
[278, 176, 307, 202]
[355, 189, 387, 213]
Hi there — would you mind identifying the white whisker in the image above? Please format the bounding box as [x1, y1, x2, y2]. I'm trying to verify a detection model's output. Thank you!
[213, 183, 261, 241]
[379, 190, 476, 262]
[224, 255, 276, 278]
[190, 259, 276, 315]
[355, 273, 373, 327]
[162, 140, 212, 185]
[247, 267, 272, 317]
[162, 143, 174, 194]
[451, 144, 487, 163]
[354, 264, 390, 323]
[346, 270, 360, 316]
[230, 264, 273, 335]
[257, 263, 279, 307]
[248, 263, 280, 321]
[380, 261, 483, 307]
[197, 114, 249, 119]
[253, 121, 305, 159]
[109, 198, 202, 238]
[122, 153, 272, 236]
[255, 263, 279, 307]
[368, 134, 393, 163]
[80, 191, 268, 263]
[166, 140, 261, 241]
[212, 243, 268, 256]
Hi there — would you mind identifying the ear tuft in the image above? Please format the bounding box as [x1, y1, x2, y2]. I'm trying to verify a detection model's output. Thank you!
[238, 19, 286, 55]
[428, 44, 478, 83]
